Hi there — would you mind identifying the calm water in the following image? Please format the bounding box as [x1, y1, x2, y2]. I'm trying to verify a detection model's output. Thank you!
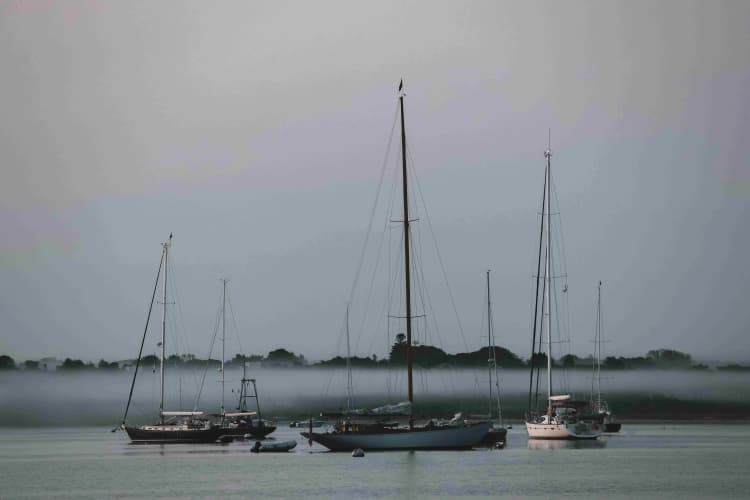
[1, 424, 749, 498]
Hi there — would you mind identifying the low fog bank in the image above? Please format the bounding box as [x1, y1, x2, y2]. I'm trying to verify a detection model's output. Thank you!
[1, 368, 749, 426]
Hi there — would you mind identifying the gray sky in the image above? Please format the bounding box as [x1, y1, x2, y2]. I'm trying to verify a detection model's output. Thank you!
[1, 0, 748, 363]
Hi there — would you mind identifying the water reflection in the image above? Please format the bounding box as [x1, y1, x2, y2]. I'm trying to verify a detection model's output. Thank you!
[527, 438, 607, 450]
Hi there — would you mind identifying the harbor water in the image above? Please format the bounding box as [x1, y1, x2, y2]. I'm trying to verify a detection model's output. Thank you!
[1, 424, 749, 498]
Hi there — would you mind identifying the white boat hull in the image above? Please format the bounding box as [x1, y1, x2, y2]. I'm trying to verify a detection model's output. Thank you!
[304, 422, 491, 451]
[525, 420, 601, 440]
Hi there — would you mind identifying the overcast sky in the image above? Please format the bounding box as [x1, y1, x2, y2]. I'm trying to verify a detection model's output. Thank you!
[1, 0, 748, 363]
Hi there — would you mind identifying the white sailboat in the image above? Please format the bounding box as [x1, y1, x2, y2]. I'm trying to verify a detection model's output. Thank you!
[303, 82, 490, 451]
[524, 143, 601, 440]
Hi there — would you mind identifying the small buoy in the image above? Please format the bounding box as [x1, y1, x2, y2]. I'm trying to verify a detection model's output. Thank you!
[352, 448, 365, 457]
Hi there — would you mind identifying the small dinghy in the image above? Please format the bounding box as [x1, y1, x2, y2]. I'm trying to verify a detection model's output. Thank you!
[251, 440, 297, 453]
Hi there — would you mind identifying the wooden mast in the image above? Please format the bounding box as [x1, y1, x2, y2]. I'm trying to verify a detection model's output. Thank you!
[399, 80, 414, 406]
[544, 143, 553, 416]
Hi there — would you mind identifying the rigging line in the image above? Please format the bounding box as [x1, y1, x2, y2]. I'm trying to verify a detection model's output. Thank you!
[406, 155, 427, 346]
[407, 148, 470, 353]
[364, 268, 395, 361]
[412, 244, 446, 354]
[168, 266, 201, 393]
[527, 162, 548, 413]
[386, 230, 405, 324]
[550, 258, 567, 394]
[226, 291, 244, 357]
[224, 287, 244, 392]
[322, 309, 350, 403]
[548, 181, 572, 343]
[533, 247, 547, 410]
[472, 281, 488, 396]
[352, 183, 394, 355]
[413, 206, 432, 347]
[347, 109, 400, 361]
[116, 248, 164, 429]
[490, 302, 505, 425]
[166, 275, 189, 397]
[359, 221, 403, 358]
[408, 229, 425, 340]
[549, 175, 570, 288]
[362, 224, 399, 360]
[194, 299, 222, 411]
[345, 103, 399, 308]
[591, 284, 599, 403]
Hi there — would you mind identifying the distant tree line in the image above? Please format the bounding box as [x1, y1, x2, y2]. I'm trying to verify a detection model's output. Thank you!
[0, 346, 741, 372]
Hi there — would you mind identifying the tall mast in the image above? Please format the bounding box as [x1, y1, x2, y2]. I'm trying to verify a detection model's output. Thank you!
[596, 280, 602, 409]
[159, 233, 171, 423]
[345, 304, 352, 412]
[399, 80, 414, 405]
[221, 278, 227, 417]
[487, 270, 493, 419]
[545, 143, 553, 416]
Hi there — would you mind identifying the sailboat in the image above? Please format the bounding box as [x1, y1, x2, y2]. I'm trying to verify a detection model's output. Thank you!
[591, 281, 621, 433]
[524, 144, 601, 440]
[118, 235, 223, 443]
[214, 279, 277, 439]
[302, 82, 491, 451]
[478, 270, 508, 447]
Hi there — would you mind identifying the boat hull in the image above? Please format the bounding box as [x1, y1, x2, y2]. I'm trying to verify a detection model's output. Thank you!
[124, 425, 223, 444]
[525, 421, 601, 440]
[220, 422, 277, 439]
[604, 422, 621, 433]
[303, 422, 491, 451]
[251, 440, 297, 453]
[478, 426, 508, 447]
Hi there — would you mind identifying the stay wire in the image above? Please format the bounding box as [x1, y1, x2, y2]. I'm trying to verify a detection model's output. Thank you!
[116, 247, 164, 430]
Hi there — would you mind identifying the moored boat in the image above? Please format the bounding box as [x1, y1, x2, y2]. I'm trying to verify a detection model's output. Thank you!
[118, 235, 222, 444]
[213, 280, 277, 439]
[250, 440, 297, 453]
[524, 143, 601, 441]
[303, 81, 490, 451]
[591, 281, 622, 433]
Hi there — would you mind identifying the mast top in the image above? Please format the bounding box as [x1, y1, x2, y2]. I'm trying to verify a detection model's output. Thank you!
[545, 129, 552, 158]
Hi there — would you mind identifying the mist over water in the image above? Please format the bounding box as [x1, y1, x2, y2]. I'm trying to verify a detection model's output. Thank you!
[1, 368, 748, 426]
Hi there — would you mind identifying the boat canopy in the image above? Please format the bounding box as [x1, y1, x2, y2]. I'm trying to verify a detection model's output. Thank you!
[224, 412, 257, 417]
[346, 401, 412, 416]
[162, 411, 205, 416]
[549, 394, 571, 401]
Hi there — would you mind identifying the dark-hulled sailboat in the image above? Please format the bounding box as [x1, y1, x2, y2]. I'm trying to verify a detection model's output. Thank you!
[477, 270, 508, 447]
[302, 82, 490, 451]
[117, 235, 222, 443]
[591, 281, 621, 433]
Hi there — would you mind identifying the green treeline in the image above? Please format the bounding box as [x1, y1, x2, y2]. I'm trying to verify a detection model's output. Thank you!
[0, 346, 745, 372]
